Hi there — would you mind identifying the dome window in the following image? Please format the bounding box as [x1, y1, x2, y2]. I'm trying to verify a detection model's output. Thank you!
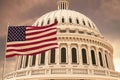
[76, 18, 79, 24]
[32, 55, 36, 66]
[62, 17, 65, 23]
[105, 54, 109, 68]
[69, 18, 72, 23]
[82, 20, 86, 25]
[88, 21, 91, 28]
[79, 31, 84, 34]
[61, 47, 66, 63]
[36, 22, 39, 26]
[19, 56, 23, 69]
[40, 53, 45, 65]
[72, 48, 77, 63]
[47, 19, 50, 24]
[54, 18, 58, 22]
[70, 30, 75, 33]
[82, 48, 87, 64]
[91, 50, 96, 65]
[99, 52, 103, 67]
[41, 21, 44, 26]
[50, 49, 55, 64]
[25, 55, 29, 68]
[60, 30, 66, 33]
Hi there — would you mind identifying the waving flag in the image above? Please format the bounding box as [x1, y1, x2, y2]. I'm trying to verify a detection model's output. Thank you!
[6, 22, 58, 58]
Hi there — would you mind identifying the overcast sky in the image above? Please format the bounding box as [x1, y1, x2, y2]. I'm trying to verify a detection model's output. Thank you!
[0, 0, 120, 79]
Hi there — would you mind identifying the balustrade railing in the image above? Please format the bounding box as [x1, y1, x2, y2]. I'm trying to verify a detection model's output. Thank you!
[4, 68, 120, 80]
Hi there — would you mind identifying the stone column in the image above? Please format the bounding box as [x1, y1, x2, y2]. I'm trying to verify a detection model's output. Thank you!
[78, 44, 82, 66]
[16, 56, 21, 70]
[28, 56, 32, 67]
[96, 47, 101, 67]
[56, 43, 60, 65]
[22, 56, 26, 68]
[45, 51, 49, 66]
[108, 53, 112, 69]
[111, 55, 115, 70]
[88, 46, 92, 66]
[35, 54, 39, 67]
[68, 43, 71, 65]
[102, 50, 106, 68]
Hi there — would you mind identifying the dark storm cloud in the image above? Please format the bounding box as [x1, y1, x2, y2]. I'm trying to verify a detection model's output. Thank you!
[0, 0, 56, 79]
[92, 0, 120, 39]
[0, 0, 120, 38]
[67, 0, 120, 40]
[0, 0, 56, 37]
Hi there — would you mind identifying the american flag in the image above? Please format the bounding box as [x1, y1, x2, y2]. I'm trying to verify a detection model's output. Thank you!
[6, 22, 58, 58]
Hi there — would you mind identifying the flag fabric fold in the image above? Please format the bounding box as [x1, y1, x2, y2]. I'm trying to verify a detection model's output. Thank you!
[6, 22, 58, 58]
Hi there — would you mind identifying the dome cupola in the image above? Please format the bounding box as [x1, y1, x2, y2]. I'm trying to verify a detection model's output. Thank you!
[57, 0, 69, 10]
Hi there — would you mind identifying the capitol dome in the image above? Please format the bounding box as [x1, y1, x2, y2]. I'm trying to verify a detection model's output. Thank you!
[33, 10, 100, 34]
[4, 0, 120, 80]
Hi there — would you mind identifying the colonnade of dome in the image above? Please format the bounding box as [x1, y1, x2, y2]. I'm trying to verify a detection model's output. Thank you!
[17, 37, 114, 70]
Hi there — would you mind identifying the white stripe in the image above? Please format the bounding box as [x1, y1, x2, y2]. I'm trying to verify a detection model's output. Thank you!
[26, 29, 56, 39]
[7, 41, 57, 50]
[7, 35, 56, 45]
[26, 25, 55, 29]
[26, 27, 56, 34]
[6, 45, 58, 55]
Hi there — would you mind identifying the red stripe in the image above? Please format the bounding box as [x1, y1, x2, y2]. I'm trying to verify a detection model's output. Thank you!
[26, 28, 56, 36]
[7, 43, 58, 52]
[26, 31, 57, 41]
[27, 21, 58, 30]
[27, 47, 58, 55]
[6, 47, 58, 58]
[6, 21, 58, 58]
[7, 38, 57, 47]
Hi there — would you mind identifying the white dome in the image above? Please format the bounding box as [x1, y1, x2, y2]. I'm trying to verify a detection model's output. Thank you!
[33, 10, 101, 36]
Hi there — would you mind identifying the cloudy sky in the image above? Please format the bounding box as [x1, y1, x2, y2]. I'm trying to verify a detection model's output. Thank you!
[0, 0, 120, 79]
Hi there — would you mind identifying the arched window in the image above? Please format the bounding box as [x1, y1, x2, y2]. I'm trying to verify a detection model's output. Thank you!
[50, 49, 55, 64]
[72, 48, 77, 63]
[47, 19, 50, 24]
[61, 47, 66, 63]
[99, 52, 103, 66]
[105, 54, 109, 68]
[91, 50, 96, 65]
[83, 20, 86, 25]
[76, 19, 79, 24]
[32, 55, 36, 66]
[41, 53, 45, 65]
[82, 48, 87, 64]
[69, 18, 72, 23]
[25, 55, 29, 68]
[62, 17, 65, 23]
[19, 56, 23, 69]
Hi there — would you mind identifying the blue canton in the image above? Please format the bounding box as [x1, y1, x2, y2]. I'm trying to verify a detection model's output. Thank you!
[7, 26, 26, 42]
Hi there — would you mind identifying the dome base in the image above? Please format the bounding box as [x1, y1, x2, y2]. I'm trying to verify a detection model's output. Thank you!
[4, 67, 120, 80]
